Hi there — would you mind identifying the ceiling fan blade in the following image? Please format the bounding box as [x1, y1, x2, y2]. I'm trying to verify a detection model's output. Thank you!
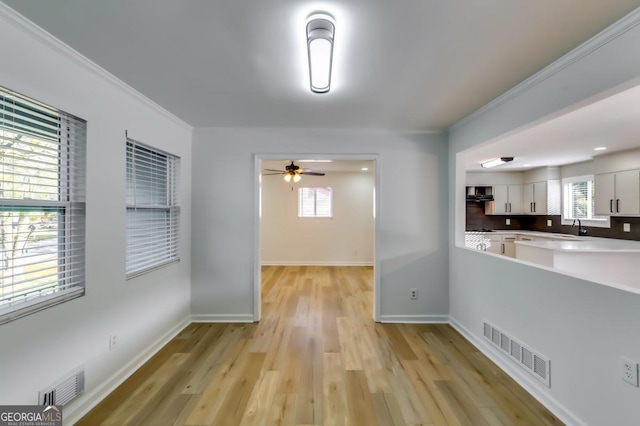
[263, 169, 286, 172]
[262, 172, 285, 175]
[301, 172, 325, 176]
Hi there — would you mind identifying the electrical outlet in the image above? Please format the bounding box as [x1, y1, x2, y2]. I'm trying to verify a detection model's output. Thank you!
[547, 219, 552, 227]
[623, 223, 631, 232]
[109, 334, 117, 351]
[505, 219, 511, 226]
[621, 357, 639, 386]
[410, 288, 417, 300]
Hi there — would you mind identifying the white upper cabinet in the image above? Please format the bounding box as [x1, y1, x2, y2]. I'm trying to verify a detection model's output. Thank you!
[594, 170, 640, 216]
[489, 184, 522, 214]
[523, 181, 548, 215]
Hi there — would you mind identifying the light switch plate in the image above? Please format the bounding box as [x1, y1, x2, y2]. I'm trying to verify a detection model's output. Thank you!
[506, 219, 511, 226]
[547, 220, 552, 227]
[624, 223, 631, 232]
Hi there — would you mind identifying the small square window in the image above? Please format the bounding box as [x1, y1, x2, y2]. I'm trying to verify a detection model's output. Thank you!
[298, 187, 332, 218]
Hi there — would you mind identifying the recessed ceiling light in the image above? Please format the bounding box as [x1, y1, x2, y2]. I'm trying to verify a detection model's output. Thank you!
[594, 147, 607, 151]
[361, 167, 368, 171]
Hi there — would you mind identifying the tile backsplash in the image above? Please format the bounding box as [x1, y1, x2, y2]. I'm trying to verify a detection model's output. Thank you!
[465, 200, 640, 240]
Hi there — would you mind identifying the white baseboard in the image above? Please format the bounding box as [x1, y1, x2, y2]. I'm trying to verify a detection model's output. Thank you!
[260, 261, 374, 266]
[191, 314, 255, 323]
[64, 316, 191, 425]
[448, 316, 585, 426]
[379, 314, 449, 323]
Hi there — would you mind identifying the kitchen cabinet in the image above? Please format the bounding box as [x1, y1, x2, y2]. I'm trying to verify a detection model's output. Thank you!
[502, 235, 516, 257]
[487, 184, 522, 215]
[484, 234, 502, 254]
[594, 170, 640, 216]
[523, 181, 548, 214]
[465, 233, 516, 257]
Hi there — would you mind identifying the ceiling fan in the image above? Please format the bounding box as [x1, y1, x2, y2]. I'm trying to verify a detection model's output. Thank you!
[263, 161, 326, 182]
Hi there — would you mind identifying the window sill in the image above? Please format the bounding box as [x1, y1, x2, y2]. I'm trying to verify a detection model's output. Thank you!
[0, 287, 84, 325]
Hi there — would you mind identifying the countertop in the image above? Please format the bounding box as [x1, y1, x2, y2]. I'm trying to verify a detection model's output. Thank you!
[514, 238, 640, 253]
[465, 230, 640, 252]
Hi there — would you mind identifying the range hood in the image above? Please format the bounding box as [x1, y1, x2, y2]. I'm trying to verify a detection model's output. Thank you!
[466, 186, 494, 202]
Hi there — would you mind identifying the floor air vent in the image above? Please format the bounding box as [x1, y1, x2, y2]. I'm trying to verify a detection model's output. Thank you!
[39, 369, 84, 406]
[483, 322, 550, 387]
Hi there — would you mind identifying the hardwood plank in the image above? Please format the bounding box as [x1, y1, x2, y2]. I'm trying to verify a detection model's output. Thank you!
[344, 370, 378, 426]
[102, 353, 191, 426]
[78, 266, 564, 426]
[382, 324, 419, 361]
[322, 352, 348, 425]
[239, 370, 281, 426]
[277, 326, 308, 393]
[371, 393, 406, 426]
[337, 316, 364, 370]
[207, 352, 267, 426]
[183, 342, 255, 425]
[295, 335, 323, 425]
[434, 379, 490, 426]
[268, 393, 298, 426]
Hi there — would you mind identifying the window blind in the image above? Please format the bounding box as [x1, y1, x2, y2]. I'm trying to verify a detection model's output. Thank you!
[298, 187, 332, 217]
[563, 178, 605, 221]
[0, 86, 86, 324]
[126, 139, 180, 278]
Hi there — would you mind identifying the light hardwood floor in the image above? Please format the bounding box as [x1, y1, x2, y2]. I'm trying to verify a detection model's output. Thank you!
[77, 266, 563, 425]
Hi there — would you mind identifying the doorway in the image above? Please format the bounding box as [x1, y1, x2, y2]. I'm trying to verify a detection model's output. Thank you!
[253, 154, 380, 321]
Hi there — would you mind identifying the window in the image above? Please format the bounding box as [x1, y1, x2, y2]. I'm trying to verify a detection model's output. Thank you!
[562, 175, 609, 227]
[298, 187, 332, 217]
[0, 86, 86, 324]
[126, 139, 180, 278]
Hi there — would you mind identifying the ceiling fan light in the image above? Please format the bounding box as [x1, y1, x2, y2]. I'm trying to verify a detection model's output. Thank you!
[284, 173, 292, 182]
[293, 174, 302, 183]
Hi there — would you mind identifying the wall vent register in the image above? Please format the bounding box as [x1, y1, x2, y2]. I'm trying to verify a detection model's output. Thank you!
[39, 369, 84, 406]
[483, 321, 550, 387]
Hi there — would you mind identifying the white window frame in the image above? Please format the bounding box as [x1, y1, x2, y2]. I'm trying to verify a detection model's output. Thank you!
[298, 187, 333, 218]
[0, 86, 86, 324]
[126, 138, 180, 278]
[561, 175, 610, 228]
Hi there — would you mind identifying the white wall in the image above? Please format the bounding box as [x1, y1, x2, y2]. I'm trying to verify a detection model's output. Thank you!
[192, 128, 449, 323]
[260, 171, 374, 265]
[560, 160, 594, 179]
[449, 10, 640, 426]
[466, 171, 524, 185]
[0, 6, 192, 421]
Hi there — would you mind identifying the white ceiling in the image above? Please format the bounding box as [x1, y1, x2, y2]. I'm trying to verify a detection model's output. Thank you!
[464, 81, 640, 171]
[4, 0, 640, 131]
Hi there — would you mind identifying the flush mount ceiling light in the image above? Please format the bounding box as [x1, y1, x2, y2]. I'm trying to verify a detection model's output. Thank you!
[306, 13, 335, 93]
[481, 157, 514, 168]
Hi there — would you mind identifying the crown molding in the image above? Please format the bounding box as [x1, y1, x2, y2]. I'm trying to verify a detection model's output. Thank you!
[0, 2, 192, 131]
[450, 7, 640, 133]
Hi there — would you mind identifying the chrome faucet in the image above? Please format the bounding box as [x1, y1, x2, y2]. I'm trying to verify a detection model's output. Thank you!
[572, 219, 587, 236]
